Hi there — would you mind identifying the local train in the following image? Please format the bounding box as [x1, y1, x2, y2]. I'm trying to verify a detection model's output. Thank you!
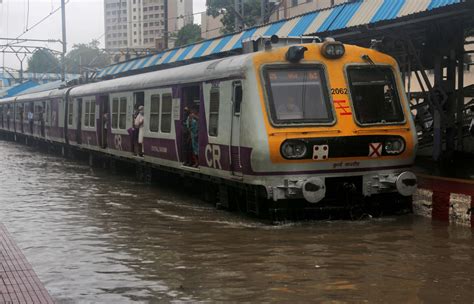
[0, 39, 418, 214]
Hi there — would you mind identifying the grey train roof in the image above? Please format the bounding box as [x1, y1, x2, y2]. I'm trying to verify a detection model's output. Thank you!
[71, 53, 251, 97]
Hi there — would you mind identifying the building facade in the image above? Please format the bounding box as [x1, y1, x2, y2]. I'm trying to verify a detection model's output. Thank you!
[269, 0, 348, 21]
[200, 13, 223, 40]
[104, 0, 193, 52]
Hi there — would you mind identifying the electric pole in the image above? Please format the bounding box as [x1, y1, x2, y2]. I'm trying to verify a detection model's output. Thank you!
[164, 0, 168, 50]
[234, 0, 244, 31]
[61, 0, 67, 81]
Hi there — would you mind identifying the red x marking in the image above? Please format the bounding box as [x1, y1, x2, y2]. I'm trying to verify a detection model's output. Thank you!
[369, 143, 382, 158]
[334, 100, 352, 116]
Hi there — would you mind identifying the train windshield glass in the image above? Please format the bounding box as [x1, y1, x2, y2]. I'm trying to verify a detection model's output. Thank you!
[347, 66, 404, 125]
[265, 67, 333, 124]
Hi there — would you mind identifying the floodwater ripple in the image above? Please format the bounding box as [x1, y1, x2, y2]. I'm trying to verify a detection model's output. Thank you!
[0, 141, 473, 303]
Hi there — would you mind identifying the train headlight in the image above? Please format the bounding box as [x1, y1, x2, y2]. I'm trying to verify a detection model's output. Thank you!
[321, 41, 345, 59]
[384, 138, 405, 155]
[281, 140, 307, 159]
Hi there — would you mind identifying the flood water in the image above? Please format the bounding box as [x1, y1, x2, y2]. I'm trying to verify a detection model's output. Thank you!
[0, 140, 473, 303]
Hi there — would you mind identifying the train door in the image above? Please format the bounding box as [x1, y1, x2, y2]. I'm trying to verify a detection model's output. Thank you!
[230, 81, 243, 177]
[76, 98, 82, 144]
[180, 85, 201, 166]
[98, 95, 109, 148]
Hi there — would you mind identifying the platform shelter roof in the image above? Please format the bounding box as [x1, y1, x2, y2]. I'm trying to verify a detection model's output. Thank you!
[97, 0, 463, 79]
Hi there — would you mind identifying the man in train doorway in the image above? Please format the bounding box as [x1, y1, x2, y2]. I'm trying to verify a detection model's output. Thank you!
[182, 106, 193, 166]
[134, 105, 145, 157]
[189, 107, 199, 167]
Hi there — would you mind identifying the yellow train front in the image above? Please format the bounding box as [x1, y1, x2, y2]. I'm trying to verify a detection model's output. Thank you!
[241, 39, 417, 209]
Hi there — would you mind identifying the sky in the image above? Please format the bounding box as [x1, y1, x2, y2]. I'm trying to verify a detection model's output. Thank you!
[0, 0, 208, 70]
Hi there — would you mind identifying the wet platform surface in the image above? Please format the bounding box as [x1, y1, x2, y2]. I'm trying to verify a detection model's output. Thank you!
[0, 224, 54, 304]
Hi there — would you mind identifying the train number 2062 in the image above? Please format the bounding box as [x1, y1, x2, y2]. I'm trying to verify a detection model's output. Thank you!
[331, 88, 348, 95]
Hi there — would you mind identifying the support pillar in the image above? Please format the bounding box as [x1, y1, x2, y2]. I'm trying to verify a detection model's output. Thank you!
[432, 191, 450, 222]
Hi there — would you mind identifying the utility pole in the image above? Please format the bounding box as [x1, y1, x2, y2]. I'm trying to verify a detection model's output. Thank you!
[234, 0, 244, 31]
[61, 0, 67, 81]
[164, 0, 168, 50]
[260, 0, 270, 25]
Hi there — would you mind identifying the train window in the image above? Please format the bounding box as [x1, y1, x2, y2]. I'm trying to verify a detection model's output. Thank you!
[89, 101, 95, 127]
[347, 66, 404, 125]
[149, 94, 160, 132]
[161, 93, 172, 133]
[68, 99, 74, 126]
[264, 66, 333, 125]
[119, 97, 127, 129]
[45, 101, 50, 124]
[84, 101, 90, 127]
[233, 81, 243, 115]
[84, 100, 95, 128]
[208, 88, 219, 137]
[111, 98, 119, 129]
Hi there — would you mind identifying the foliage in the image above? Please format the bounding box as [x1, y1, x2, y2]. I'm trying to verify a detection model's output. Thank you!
[26, 49, 60, 73]
[64, 40, 110, 74]
[206, 0, 263, 34]
[175, 24, 203, 47]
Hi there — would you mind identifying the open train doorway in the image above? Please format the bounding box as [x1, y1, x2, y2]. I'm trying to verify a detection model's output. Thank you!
[180, 85, 201, 167]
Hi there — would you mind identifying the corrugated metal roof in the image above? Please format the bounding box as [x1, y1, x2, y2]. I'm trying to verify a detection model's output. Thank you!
[97, 0, 464, 79]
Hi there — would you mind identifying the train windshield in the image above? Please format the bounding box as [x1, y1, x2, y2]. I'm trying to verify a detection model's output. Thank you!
[347, 66, 404, 125]
[264, 66, 333, 125]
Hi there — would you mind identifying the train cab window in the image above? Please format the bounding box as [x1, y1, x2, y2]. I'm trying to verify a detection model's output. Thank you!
[264, 66, 333, 125]
[208, 88, 219, 137]
[149, 94, 160, 132]
[160, 93, 172, 133]
[347, 66, 404, 125]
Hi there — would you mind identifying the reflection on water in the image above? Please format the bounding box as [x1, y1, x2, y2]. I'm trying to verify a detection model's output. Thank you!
[0, 141, 473, 303]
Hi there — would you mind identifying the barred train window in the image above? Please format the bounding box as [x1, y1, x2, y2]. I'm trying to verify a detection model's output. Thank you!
[161, 93, 172, 133]
[119, 97, 127, 129]
[208, 88, 219, 136]
[89, 101, 95, 127]
[111, 98, 119, 129]
[84, 101, 90, 127]
[84, 100, 95, 128]
[68, 100, 74, 126]
[149, 94, 160, 132]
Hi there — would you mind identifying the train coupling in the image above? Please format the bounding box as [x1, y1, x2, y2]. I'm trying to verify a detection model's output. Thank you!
[363, 171, 417, 197]
[268, 177, 326, 204]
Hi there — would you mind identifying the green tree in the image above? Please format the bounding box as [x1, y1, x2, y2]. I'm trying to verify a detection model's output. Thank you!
[27, 49, 61, 73]
[175, 24, 203, 47]
[206, 0, 263, 34]
[65, 40, 110, 74]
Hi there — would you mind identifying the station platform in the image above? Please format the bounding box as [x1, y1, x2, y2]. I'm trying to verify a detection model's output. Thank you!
[414, 155, 474, 227]
[0, 224, 54, 303]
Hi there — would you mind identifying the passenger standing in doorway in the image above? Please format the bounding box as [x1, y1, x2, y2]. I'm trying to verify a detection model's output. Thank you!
[103, 112, 109, 148]
[129, 107, 139, 154]
[134, 105, 145, 157]
[189, 107, 199, 167]
[28, 109, 34, 133]
[182, 106, 192, 165]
